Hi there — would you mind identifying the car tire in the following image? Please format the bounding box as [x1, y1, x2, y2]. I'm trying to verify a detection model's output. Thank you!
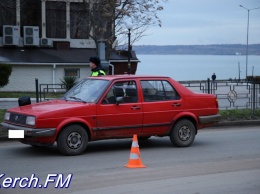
[57, 124, 88, 156]
[170, 119, 196, 147]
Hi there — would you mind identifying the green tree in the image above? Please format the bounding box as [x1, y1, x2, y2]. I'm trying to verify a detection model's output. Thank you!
[0, 64, 12, 88]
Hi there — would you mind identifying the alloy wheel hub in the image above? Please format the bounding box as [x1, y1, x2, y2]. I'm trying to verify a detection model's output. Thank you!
[179, 126, 191, 141]
[67, 132, 82, 149]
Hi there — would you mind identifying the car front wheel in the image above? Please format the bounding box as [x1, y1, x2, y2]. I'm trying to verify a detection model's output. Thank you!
[57, 124, 88, 156]
[170, 119, 196, 147]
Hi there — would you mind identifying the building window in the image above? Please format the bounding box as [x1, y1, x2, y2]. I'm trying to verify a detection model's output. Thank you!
[46, 1, 66, 38]
[64, 68, 80, 78]
[0, 0, 16, 36]
[70, 2, 90, 39]
[20, 0, 41, 36]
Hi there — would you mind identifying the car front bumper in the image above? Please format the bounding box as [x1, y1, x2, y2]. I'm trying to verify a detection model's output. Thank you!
[198, 114, 222, 124]
[1, 122, 56, 137]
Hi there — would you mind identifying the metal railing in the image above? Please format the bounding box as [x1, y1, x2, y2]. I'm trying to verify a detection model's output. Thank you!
[35, 78, 260, 111]
[180, 78, 260, 111]
[35, 79, 67, 102]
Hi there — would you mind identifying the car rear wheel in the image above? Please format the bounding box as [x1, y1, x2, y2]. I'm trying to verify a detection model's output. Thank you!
[57, 124, 88, 156]
[170, 119, 196, 147]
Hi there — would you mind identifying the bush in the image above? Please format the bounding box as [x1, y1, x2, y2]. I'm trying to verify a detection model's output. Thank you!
[219, 109, 260, 121]
[0, 64, 12, 88]
[60, 76, 77, 91]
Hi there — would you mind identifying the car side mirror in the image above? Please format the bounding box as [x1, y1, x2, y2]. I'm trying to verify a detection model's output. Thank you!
[116, 96, 124, 105]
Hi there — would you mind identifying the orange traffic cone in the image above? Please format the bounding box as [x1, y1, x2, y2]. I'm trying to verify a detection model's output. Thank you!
[125, 134, 146, 168]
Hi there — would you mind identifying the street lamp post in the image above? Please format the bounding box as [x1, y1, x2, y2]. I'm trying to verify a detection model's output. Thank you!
[126, 23, 133, 74]
[239, 5, 259, 79]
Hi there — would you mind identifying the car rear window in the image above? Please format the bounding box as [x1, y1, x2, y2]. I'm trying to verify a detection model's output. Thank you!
[141, 80, 180, 102]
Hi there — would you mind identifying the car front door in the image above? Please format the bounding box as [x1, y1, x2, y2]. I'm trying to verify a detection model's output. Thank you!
[95, 80, 142, 138]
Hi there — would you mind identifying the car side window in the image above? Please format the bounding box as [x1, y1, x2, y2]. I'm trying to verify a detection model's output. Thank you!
[102, 81, 138, 104]
[141, 80, 180, 102]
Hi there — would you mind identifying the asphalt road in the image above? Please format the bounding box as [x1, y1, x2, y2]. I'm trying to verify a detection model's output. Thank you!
[0, 126, 260, 194]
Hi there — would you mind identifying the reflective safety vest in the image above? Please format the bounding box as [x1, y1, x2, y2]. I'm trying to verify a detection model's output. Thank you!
[91, 70, 106, 76]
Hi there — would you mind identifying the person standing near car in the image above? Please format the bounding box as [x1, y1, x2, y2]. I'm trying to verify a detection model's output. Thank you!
[211, 73, 217, 89]
[89, 56, 106, 76]
[212, 73, 216, 82]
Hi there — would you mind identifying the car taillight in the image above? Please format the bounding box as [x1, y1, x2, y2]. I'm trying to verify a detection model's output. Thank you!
[215, 98, 219, 108]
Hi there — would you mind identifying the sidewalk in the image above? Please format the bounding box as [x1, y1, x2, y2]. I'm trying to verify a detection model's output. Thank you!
[0, 98, 37, 109]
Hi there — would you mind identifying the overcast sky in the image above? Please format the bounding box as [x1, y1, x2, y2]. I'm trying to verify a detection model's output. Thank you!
[135, 0, 260, 45]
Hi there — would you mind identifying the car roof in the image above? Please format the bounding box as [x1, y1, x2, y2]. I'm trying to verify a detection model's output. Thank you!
[88, 75, 171, 81]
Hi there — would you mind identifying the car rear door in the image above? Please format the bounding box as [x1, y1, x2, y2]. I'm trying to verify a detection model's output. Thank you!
[140, 79, 182, 135]
[95, 80, 142, 138]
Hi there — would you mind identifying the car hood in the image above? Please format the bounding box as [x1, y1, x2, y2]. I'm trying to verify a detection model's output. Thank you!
[8, 100, 92, 116]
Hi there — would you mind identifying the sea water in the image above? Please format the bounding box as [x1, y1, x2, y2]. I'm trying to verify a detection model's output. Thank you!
[136, 54, 260, 81]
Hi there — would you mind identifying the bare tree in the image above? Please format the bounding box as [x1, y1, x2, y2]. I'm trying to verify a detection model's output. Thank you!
[115, 0, 168, 46]
[84, 0, 168, 57]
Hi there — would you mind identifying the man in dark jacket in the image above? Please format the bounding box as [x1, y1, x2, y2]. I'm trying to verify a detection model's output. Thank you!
[89, 56, 106, 76]
[212, 73, 216, 82]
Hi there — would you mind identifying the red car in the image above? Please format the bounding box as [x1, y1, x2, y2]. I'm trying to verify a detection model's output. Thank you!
[1, 75, 221, 155]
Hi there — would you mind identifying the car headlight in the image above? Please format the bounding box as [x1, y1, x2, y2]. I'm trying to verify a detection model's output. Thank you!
[4, 112, 10, 121]
[26, 116, 36, 126]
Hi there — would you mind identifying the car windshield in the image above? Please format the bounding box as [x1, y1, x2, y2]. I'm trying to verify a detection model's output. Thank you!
[63, 79, 109, 103]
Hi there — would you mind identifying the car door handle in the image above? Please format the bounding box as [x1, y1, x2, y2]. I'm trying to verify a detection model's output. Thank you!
[172, 103, 181, 107]
[131, 106, 141, 110]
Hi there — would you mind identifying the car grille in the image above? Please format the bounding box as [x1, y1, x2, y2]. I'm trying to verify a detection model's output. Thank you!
[9, 113, 27, 125]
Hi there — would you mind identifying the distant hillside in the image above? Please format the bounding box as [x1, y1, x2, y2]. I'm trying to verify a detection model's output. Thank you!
[133, 44, 260, 55]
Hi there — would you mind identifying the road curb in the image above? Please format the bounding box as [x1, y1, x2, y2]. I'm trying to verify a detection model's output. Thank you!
[212, 120, 260, 127]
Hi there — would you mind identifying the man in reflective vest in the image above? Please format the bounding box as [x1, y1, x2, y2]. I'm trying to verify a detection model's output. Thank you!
[89, 56, 106, 76]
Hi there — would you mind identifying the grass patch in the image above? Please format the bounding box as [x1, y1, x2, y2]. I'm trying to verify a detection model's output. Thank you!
[0, 92, 36, 98]
[0, 109, 6, 122]
[0, 109, 6, 136]
[0, 109, 5, 122]
[0, 92, 64, 99]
